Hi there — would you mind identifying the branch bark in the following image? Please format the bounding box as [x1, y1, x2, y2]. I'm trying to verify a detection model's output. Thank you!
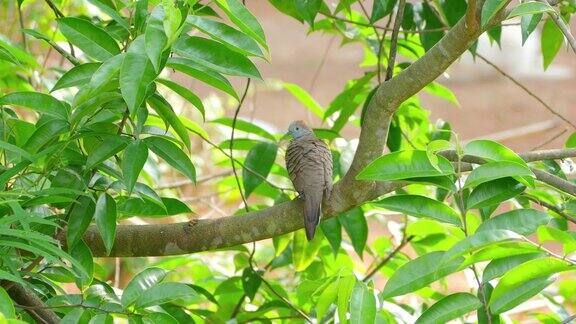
[80, 1, 518, 258]
[8, 284, 61, 324]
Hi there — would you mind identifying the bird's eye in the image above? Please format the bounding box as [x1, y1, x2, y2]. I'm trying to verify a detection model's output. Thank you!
[295, 127, 299, 130]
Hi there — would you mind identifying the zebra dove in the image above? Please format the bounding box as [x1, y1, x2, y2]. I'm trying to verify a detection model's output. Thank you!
[286, 120, 333, 240]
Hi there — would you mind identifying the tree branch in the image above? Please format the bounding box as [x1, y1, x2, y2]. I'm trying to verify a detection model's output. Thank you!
[80, 1, 517, 257]
[8, 284, 61, 324]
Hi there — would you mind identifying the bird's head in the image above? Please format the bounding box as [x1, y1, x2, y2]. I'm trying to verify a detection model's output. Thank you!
[288, 120, 314, 139]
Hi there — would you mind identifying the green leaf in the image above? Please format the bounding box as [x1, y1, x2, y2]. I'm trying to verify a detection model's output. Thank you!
[320, 217, 342, 255]
[482, 253, 545, 283]
[58, 17, 120, 61]
[541, 19, 563, 70]
[371, 0, 396, 22]
[463, 161, 534, 189]
[566, 132, 576, 148]
[464, 140, 527, 166]
[421, 3, 444, 51]
[24, 119, 69, 154]
[475, 209, 550, 236]
[122, 139, 148, 194]
[338, 275, 356, 322]
[316, 279, 338, 320]
[70, 239, 94, 288]
[507, 1, 554, 19]
[120, 52, 157, 115]
[186, 16, 264, 57]
[121, 267, 169, 307]
[339, 208, 368, 258]
[382, 251, 463, 298]
[295, 0, 322, 26]
[537, 226, 576, 254]
[86, 54, 124, 96]
[243, 142, 278, 197]
[95, 193, 117, 256]
[87, 0, 130, 29]
[467, 177, 526, 209]
[521, 14, 542, 44]
[481, 0, 508, 27]
[283, 82, 324, 119]
[0, 139, 34, 161]
[173, 36, 261, 79]
[242, 267, 262, 301]
[118, 197, 191, 217]
[350, 281, 376, 324]
[357, 150, 454, 181]
[424, 82, 459, 106]
[67, 196, 96, 248]
[86, 136, 128, 170]
[415, 293, 482, 324]
[215, 0, 268, 49]
[490, 257, 573, 304]
[374, 195, 462, 226]
[144, 136, 196, 183]
[441, 230, 522, 263]
[134, 282, 196, 309]
[52, 63, 101, 92]
[211, 117, 276, 141]
[0, 92, 68, 119]
[490, 276, 554, 314]
[167, 57, 238, 99]
[147, 94, 191, 151]
[145, 6, 168, 71]
[292, 229, 323, 271]
[0, 287, 15, 318]
[156, 78, 205, 119]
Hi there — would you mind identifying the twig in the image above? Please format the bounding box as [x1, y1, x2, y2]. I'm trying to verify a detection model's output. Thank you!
[43, 0, 76, 58]
[385, 0, 406, 81]
[362, 236, 413, 282]
[36, 37, 81, 66]
[531, 128, 568, 150]
[563, 314, 576, 324]
[260, 277, 313, 323]
[532, 169, 576, 196]
[524, 195, 576, 224]
[476, 53, 576, 129]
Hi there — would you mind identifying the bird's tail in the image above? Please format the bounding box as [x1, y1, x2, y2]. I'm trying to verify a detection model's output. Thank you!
[304, 193, 322, 241]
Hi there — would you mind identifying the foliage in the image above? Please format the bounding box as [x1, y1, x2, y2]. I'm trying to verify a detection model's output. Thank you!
[0, 0, 575, 322]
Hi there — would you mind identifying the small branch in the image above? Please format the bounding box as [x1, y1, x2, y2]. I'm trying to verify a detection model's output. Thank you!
[260, 277, 313, 323]
[476, 53, 576, 129]
[362, 236, 413, 282]
[531, 128, 567, 150]
[532, 169, 576, 196]
[230, 79, 252, 213]
[466, 0, 479, 30]
[8, 284, 60, 324]
[562, 314, 576, 324]
[43, 0, 76, 58]
[524, 195, 576, 224]
[36, 37, 81, 66]
[385, 0, 406, 81]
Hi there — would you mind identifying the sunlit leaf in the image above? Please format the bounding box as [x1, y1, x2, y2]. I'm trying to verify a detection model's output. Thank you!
[415, 293, 481, 324]
[374, 195, 461, 226]
[357, 150, 454, 181]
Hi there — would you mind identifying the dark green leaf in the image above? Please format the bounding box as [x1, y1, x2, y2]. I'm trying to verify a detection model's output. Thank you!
[243, 142, 278, 197]
[121, 267, 169, 307]
[320, 217, 341, 255]
[339, 208, 368, 258]
[95, 193, 117, 256]
[242, 267, 262, 301]
[173, 35, 261, 79]
[156, 78, 205, 119]
[167, 57, 238, 99]
[67, 196, 96, 248]
[374, 195, 461, 226]
[87, 0, 129, 29]
[215, 0, 268, 49]
[296, 0, 322, 26]
[482, 253, 545, 283]
[421, 3, 444, 51]
[357, 150, 454, 181]
[382, 251, 463, 298]
[442, 0, 467, 26]
[467, 177, 526, 209]
[463, 161, 534, 189]
[186, 16, 264, 57]
[147, 94, 191, 151]
[0, 92, 68, 119]
[122, 140, 148, 194]
[86, 136, 128, 170]
[415, 293, 482, 324]
[144, 136, 196, 183]
[120, 53, 157, 114]
[145, 6, 168, 72]
[70, 239, 94, 288]
[118, 197, 191, 217]
[58, 17, 120, 61]
[475, 209, 550, 236]
[481, 0, 508, 27]
[521, 14, 542, 44]
[134, 282, 197, 309]
[371, 0, 396, 23]
[52, 63, 101, 92]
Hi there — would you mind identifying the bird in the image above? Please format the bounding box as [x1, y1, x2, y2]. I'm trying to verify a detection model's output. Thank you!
[285, 120, 333, 241]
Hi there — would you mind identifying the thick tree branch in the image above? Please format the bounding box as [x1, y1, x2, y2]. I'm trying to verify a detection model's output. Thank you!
[80, 1, 517, 257]
[8, 284, 60, 324]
